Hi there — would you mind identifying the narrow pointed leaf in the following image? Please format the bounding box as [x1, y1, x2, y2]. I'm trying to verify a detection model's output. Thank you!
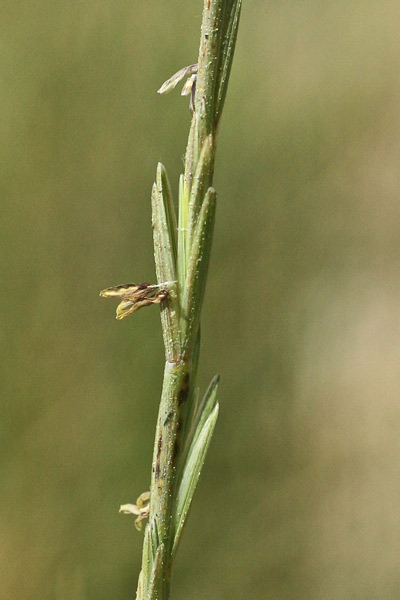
[136, 570, 144, 600]
[188, 375, 219, 454]
[151, 167, 180, 360]
[172, 401, 219, 555]
[187, 134, 214, 254]
[148, 543, 165, 600]
[177, 174, 188, 292]
[156, 163, 177, 263]
[141, 524, 152, 592]
[184, 111, 200, 193]
[149, 517, 160, 561]
[140, 518, 161, 599]
[215, 0, 242, 127]
[180, 374, 219, 473]
[152, 164, 177, 285]
[181, 187, 216, 354]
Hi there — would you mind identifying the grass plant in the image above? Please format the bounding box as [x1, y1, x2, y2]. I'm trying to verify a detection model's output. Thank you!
[102, 1, 241, 598]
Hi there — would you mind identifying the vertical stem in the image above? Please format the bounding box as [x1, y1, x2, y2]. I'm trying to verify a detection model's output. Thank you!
[149, 360, 191, 551]
[135, 2, 242, 599]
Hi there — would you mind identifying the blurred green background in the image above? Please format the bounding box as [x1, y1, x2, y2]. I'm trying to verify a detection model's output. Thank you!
[2, 1, 400, 598]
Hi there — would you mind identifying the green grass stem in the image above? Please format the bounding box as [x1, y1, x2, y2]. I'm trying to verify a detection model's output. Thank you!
[115, 2, 242, 598]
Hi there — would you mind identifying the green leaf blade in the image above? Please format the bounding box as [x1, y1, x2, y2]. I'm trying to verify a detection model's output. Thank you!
[172, 397, 219, 556]
[151, 165, 180, 360]
[148, 543, 166, 600]
[182, 374, 219, 465]
[186, 134, 214, 255]
[215, 0, 242, 127]
[177, 174, 188, 293]
[181, 187, 216, 354]
[157, 163, 178, 264]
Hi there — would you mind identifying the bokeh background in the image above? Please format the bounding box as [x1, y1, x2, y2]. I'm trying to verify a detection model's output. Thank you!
[2, 1, 400, 598]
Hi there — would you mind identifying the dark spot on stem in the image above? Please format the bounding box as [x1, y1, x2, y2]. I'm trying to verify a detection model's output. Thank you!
[164, 411, 174, 426]
[155, 434, 162, 481]
[172, 438, 179, 462]
[177, 389, 187, 406]
[178, 374, 190, 406]
[157, 435, 162, 458]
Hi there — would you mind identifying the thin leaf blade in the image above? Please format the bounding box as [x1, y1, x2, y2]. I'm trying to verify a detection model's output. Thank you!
[172, 400, 219, 555]
[151, 165, 180, 360]
[148, 543, 165, 600]
[215, 0, 242, 126]
[181, 374, 219, 466]
[181, 187, 216, 353]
